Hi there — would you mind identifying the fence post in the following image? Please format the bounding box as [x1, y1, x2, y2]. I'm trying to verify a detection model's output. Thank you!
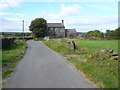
[72, 41, 77, 51]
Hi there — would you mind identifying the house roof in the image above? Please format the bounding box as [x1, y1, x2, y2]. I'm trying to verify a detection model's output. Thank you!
[65, 29, 76, 33]
[47, 23, 65, 28]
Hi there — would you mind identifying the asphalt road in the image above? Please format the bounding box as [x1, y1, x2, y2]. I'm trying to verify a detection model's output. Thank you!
[7, 40, 95, 88]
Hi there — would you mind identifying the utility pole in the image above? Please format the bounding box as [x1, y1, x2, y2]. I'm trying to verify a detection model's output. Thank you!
[22, 20, 24, 39]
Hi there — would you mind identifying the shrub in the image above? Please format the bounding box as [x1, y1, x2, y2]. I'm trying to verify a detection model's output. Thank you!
[14, 39, 26, 45]
[2, 38, 16, 49]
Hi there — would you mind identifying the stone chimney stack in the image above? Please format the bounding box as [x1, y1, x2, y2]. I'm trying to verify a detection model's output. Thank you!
[62, 20, 64, 24]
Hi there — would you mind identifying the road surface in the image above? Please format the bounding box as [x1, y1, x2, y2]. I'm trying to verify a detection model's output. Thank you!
[7, 40, 95, 88]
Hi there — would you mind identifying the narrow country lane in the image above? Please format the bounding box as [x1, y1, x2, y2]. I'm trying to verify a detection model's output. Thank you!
[7, 40, 95, 88]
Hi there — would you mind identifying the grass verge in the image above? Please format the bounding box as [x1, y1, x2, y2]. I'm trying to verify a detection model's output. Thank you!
[2, 70, 14, 78]
[2, 39, 27, 78]
[44, 39, 118, 88]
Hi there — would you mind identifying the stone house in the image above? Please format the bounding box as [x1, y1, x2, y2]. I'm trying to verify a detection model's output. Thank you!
[45, 20, 77, 38]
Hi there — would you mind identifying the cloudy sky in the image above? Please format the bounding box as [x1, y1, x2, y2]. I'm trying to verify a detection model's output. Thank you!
[0, 0, 119, 32]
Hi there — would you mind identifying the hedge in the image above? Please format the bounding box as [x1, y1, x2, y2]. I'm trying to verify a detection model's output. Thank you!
[2, 38, 33, 49]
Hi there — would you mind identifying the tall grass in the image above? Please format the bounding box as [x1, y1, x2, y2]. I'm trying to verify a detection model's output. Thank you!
[44, 39, 86, 55]
[67, 56, 118, 88]
[45, 39, 76, 55]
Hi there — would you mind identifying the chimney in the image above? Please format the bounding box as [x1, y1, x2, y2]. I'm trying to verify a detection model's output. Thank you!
[62, 20, 64, 24]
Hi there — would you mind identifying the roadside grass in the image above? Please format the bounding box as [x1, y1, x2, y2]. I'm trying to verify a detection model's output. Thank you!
[44, 39, 84, 56]
[0, 50, 2, 67]
[2, 40, 27, 78]
[2, 70, 14, 78]
[44, 39, 118, 88]
[0, 50, 2, 88]
[67, 57, 118, 88]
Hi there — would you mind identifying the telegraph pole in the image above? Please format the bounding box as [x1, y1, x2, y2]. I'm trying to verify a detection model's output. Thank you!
[22, 20, 24, 39]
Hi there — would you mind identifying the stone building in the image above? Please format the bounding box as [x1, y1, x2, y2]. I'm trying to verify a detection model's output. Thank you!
[45, 20, 65, 38]
[65, 29, 77, 38]
[45, 20, 77, 38]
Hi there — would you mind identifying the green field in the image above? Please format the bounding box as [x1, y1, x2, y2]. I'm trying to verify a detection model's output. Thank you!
[44, 39, 119, 88]
[74, 40, 118, 53]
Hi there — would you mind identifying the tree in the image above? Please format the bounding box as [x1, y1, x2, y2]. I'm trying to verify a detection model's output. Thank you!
[100, 32, 104, 38]
[87, 31, 94, 36]
[114, 27, 120, 39]
[87, 30, 101, 38]
[104, 28, 120, 39]
[29, 18, 47, 38]
[105, 30, 111, 38]
[93, 30, 101, 38]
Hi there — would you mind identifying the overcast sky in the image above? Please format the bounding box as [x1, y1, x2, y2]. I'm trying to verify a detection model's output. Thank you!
[0, 0, 119, 32]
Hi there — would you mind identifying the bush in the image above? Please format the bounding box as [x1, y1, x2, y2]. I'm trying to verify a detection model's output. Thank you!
[14, 39, 26, 45]
[2, 38, 16, 49]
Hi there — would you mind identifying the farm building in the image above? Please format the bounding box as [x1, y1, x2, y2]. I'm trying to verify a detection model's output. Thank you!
[45, 20, 77, 38]
[65, 29, 77, 38]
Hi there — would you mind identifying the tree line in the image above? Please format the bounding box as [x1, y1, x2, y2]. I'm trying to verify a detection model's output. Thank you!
[87, 27, 120, 39]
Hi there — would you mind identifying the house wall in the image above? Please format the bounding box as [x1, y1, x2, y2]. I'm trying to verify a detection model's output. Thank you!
[65, 29, 77, 38]
[55, 28, 65, 38]
[45, 27, 65, 38]
[66, 33, 77, 38]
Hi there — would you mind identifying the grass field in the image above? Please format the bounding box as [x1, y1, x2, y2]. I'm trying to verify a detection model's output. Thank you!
[2, 40, 27, 78]
[74, 40, 118, 53]
[44, 39, 119, 88]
